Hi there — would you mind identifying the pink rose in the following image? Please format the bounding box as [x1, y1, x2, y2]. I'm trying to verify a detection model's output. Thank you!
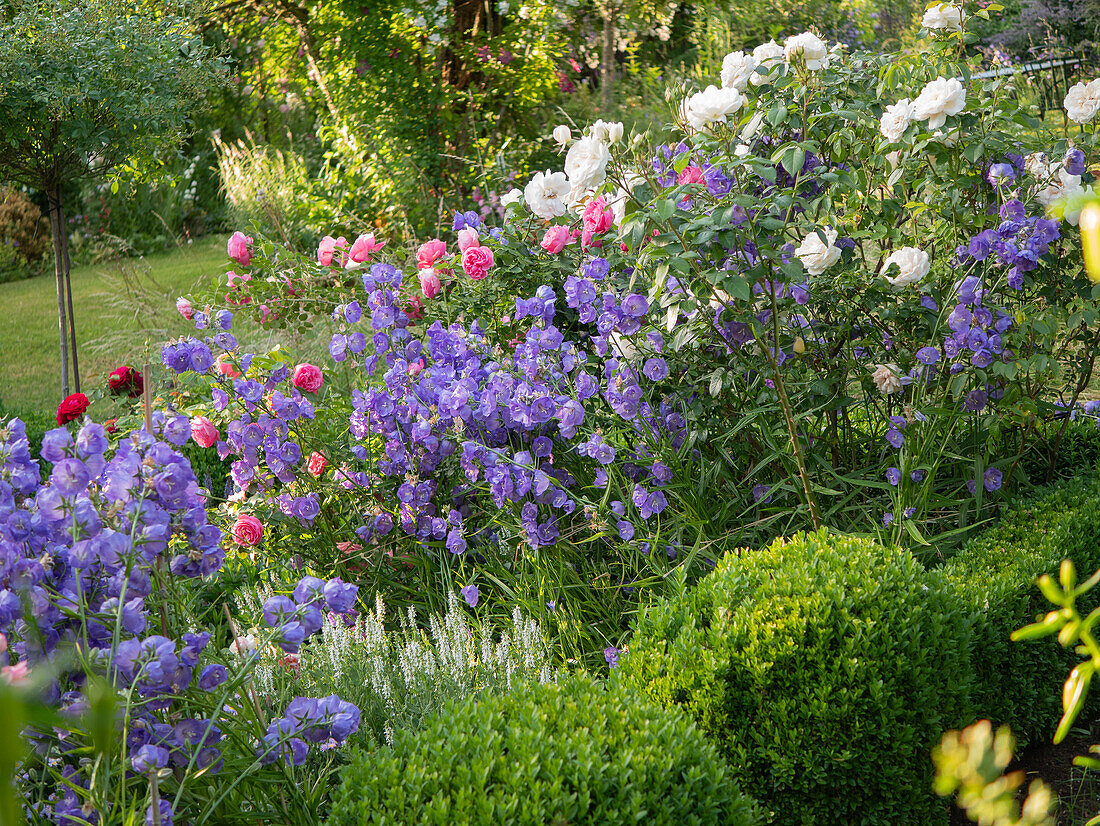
[540, 225, 571, 254]
[1, 660, 29, 686]
[418, 267, 442, 299]
[416, 239, 447, 268]
[462, 246, 494, 280]
[190, 416, 220, 449]
[176, 297, 194, 320]
[408, 358, 425, 376]
[227, 231, 253, 266]
[346, 233, 385, 268]
[292, 363, 324, 393]
[582, 196, 614, 235]
[231, 514, 264, 547]
[678, 166, 705, 185]
[336, 541, 362, 556]
[317, 235, 348, 267]
[307, 451, 328, 478]
[226, 270, 251, 289]
[581, 230, 604, 250]
[457, 227, 480, 252]
[216, 354, 241, 379]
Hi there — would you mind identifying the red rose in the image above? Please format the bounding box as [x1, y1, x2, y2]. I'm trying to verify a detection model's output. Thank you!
[104, 418, 118, 434]
[56, 393, 89, 425]
[108, 365, 144, 398]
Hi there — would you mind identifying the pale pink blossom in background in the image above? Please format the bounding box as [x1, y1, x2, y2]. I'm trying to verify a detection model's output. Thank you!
[345, 233, 385, 268]
[190, 416, 220, 448]
[176, 297, 194, 320]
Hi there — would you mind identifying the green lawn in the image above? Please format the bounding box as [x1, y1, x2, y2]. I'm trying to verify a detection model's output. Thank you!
[0, 237, 226, 416]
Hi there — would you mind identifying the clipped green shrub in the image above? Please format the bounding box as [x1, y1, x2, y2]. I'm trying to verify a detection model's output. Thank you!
[939, 475, 1100, 747]
[617, 529, 973, 826]
[327, 675, 760, 826]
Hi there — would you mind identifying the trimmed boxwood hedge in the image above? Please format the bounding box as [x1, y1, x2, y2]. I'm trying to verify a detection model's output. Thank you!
[327, 675, 760, 826]
[616, 530, 972, 826]
[939, 476, 1100, 747]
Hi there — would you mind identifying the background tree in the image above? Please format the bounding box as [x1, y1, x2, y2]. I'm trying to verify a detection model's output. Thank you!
[0, 0, 227, 397]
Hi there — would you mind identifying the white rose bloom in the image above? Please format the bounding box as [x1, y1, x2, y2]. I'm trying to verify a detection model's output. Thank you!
[921, 3, 963, 31]
[523, 170, 571, 219]
[750, 40, 784, 85]
[566, 182, 597, 214]
[1024, 152, 1049, 178]
[1035, 166, 1083, 208]
[784, 32, 829, 71]
[881, 247, 930, 287]
[879, 98, 914, 143]
[871, 364, 904, 396]
[552, 125, 571, 150]
[680, 84, 746, 131]
[721, 51, 757, 91]
[590, 120, 624, 144]
[564, 135, 611, 190]
[796, 227, 842, 275]
[1064, 79, 1100, 125]
[913, 77, 966, 129]
[501, 187, 523, 208]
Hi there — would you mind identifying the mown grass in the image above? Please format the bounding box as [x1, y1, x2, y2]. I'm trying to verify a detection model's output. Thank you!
[0, 237, 225, 416]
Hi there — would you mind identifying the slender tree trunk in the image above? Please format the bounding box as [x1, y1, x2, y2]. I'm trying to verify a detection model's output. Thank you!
[59, 197, 79, 393]
[601, 9, 616, 112]
[46, 187, 70, 398]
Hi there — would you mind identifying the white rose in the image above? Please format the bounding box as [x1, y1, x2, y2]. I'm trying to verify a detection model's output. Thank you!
[1035, 166, 1083, 208]
[796, 227, 842, 275]
[921, 3, 963, 31]
[750, 40, 784, 86]
[564, 135, 611, 190]
[721, 50, 757, 91]
[501, 187, 523, 208]
[552, 125, 571, 150]
[523, 170, 571, 219]
[879, 98, 913, 143]
[881, 247, 930, 287]
[912, 76, 966, 129]
[871, 364, 904, 395]
[680, 84, 746, 131]
[589, 120, 624, 144]
[784, 32, 829, 71]
[1064, 79, 1100, 125]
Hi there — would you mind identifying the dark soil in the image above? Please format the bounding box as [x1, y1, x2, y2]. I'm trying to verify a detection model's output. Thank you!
[948, 720, 1100, 825]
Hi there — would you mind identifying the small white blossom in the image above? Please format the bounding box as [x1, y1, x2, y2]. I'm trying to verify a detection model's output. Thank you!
[784, 32, 829, 71]
[912, 77, 966, 129]
[796, 227, 842, 275]
[1064, 79, 1100, 124]
[922, 3, 964, 31]
[879, 99, 914, 143]
[720, 51, 757, 91]
[881, 247, 930, 287]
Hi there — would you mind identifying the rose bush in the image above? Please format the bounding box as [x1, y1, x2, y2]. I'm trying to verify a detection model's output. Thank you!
[163, 8, 1098, 666]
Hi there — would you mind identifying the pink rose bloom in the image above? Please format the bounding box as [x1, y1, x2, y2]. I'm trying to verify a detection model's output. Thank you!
[227, 231, 253, 266]
[541, 225, 571, 253]
[418, 267, 442, 299]
[582, 196, 614, 235]
[176, 297, 194, 320]
[416, 239, 447, 268]
[462, 246, 494, 280]
[408, 358, 425, 376]
[1, 660, 29, 686]
[678, 166, 705, 185]
[190, 416, 220, 449]
[346, 233, 385, 268]
[457, 227, 480, 252]
[292, 363, 324, 393]
[226, 270, 252, 289]
[317, 235, 348, 267]
[231, 514, 264, 547]
[307, 451, 328, 478]
[216, 354, 241, 379]
[336, 541, 363, 556]
[581, 230, 604, 250]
